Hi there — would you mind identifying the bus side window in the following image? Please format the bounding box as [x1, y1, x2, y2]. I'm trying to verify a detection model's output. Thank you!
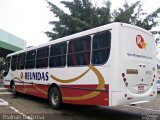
[36, 46, 49, 68]
[25, 50, 36, 69]
[11, 55, 18, 71]
[68, 36, 91, 66]
[49, 42, 67, 67]
[17, 53, 26, 70]
[92, 31, 111, 65]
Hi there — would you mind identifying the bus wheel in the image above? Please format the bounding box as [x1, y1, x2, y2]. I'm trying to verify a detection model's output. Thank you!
[49, 87, 62, 109]
[11, 82, 17, 97]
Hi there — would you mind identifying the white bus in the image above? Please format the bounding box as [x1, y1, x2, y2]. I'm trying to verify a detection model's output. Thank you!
[3, 22, 157, 109]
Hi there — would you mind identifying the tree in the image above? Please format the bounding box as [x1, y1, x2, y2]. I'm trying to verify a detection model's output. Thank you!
[0, 57, 6, 77]
[113, 1, 160, 30]
[46, 0, 160, 40]
[45, 0, 112, 40]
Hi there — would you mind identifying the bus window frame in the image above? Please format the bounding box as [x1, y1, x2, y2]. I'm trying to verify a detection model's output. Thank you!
[91, 30, 111, 66]
[11, 55, 18, 71]
[67, 35, 91, 67]
[36, 46, 49, 69]
[49, 41, 67, 68]
[25, 49, 36, 69]
[17, 52, 26, 70]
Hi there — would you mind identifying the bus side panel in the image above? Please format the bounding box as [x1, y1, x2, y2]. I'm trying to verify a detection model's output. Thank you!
[15, 84, 49, 99]
[3, 85, 10, 89]
[60, 84, 109, 106]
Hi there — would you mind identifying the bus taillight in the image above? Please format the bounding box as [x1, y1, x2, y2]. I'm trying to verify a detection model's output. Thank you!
[125, 82, 128, 87]
[122, 73, 125, 77]
[123, 78, 126, 82]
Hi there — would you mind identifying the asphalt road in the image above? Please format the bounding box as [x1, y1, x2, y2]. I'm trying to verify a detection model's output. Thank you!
[0, 93, 160, 120]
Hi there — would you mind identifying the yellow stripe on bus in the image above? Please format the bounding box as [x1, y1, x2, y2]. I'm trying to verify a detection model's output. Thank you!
[50, 65, 105, 100]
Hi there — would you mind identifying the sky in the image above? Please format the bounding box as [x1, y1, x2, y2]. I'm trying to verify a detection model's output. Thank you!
[0, 0, 160, 47]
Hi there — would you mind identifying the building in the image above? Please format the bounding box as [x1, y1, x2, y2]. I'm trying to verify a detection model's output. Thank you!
[0, 28, 26, 57]
[0, 29, 26, 84]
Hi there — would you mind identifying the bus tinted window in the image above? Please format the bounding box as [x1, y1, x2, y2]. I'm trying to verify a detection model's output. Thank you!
[36, 46, 49, 68]
[68, 36, 91, 66]
[11, 55, 17, 71]
[92, 31, 111, 65]
[25, 50, 36, 69]
[17, 53, 26, 70]
[50, 42, 67, 67]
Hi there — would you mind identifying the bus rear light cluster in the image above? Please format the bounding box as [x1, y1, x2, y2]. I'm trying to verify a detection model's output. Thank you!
[123, 78, 126, 82]
[122, 73, 125, 78]
[125, 82, 128, 87]
[122, 73, 128, 87]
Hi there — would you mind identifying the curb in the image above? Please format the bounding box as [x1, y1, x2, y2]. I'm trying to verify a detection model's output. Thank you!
[0, 87, 12, 92]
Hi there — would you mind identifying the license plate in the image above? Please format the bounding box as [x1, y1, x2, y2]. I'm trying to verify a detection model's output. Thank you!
[138, 85, 144, 91]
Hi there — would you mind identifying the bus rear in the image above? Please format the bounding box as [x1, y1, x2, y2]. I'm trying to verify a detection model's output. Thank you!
[111, 23, 157, 106]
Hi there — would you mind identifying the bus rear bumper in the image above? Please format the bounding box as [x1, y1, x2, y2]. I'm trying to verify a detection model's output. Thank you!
[111, 89, 157, 106]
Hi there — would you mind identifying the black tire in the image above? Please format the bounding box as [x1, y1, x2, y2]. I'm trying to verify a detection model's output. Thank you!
[49, 87, 62, 109]
[11, 82, 17, 97]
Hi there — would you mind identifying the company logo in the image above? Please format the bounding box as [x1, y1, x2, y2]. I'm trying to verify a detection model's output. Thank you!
[136, 35, 147, 49]
[25, 72, 49, 81]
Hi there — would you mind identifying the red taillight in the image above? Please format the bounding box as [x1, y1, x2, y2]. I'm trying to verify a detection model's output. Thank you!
[122, 73, 125, 78]
[125, 82, 128, 87]
[123, 78, 126, 82]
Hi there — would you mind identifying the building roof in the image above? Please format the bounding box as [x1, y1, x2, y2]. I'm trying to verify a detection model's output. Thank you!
[0, 29, 26, 57]
[0, 29, 26, 52]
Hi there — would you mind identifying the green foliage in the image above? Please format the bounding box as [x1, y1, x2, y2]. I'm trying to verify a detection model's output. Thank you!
[0, 57, 6, 76]
[46, 0, 160, 40]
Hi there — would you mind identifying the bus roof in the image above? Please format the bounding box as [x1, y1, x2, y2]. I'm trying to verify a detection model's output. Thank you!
[7, 22, 153, 57]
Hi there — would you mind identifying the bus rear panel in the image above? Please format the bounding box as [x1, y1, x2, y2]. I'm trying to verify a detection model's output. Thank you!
[111, 23, 156, 106]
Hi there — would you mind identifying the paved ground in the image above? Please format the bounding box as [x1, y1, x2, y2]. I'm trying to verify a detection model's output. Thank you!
[0, 92, 160, 120]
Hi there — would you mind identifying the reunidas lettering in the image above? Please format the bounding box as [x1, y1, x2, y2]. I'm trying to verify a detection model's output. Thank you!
[25, 72, 49, 81]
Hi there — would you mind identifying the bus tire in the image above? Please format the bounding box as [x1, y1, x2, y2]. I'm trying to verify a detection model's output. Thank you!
[11, 82, 17, 97]
[49, 87, 62, 109]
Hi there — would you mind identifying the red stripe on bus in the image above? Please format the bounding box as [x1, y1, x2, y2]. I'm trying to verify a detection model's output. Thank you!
[5, 84, 109, 106]
[15, 84, 49, 99]
[61, 84, 109, 106]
